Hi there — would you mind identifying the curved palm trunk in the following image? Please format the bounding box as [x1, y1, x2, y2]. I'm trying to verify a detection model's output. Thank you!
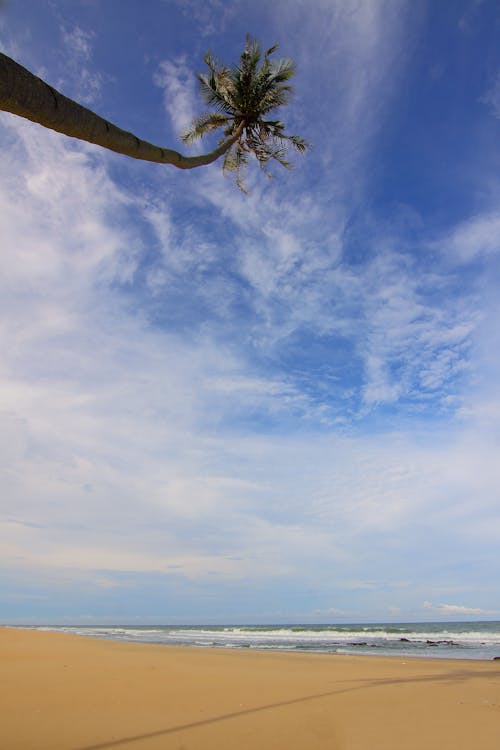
[0, 53, 242, 169]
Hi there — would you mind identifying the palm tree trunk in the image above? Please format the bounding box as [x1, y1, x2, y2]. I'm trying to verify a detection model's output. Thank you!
[0, 53, 242, 169]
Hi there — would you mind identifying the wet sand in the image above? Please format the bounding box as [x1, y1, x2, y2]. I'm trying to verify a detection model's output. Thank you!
[1, 626, 499, 749]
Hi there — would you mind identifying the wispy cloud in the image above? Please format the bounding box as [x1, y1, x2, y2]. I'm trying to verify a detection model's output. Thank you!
[154, 57, 198, 139]
[480, 70, 500, 119]
[276, 0, 423, 191]
[61, 25, 93, 60]
[174, 0, 240, 37]
[58, 25, 103, 105]
[423, 602, 498, 617]
[439, 211, 500, 262]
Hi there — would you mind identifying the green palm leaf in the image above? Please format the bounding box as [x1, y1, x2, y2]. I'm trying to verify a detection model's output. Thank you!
[181, 112, 230, 143]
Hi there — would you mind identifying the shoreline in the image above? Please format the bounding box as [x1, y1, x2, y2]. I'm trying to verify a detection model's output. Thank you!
[2, 626, 500, 749]
[3, 623, 498, 663]
[6, 620, 500, 661]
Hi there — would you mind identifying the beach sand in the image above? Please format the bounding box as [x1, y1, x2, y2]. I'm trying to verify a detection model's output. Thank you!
[1, 627, 499, 749]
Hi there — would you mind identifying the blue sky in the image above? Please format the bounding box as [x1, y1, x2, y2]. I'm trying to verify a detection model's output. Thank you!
[1, 0, 500, 624]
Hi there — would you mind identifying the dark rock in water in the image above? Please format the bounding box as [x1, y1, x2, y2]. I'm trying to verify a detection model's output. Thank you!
[400, 637, 410, 642]
[493, 656, 500, 661]
[350, 641, 368, 646]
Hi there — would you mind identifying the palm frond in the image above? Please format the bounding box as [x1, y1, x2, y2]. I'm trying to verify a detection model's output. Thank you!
[222, 142, 248, 173]
[258, 121, 310, 152]
[223, 142, 249, 192]
[264, 43, 279, 59]
[241, 35, 262, 80]
[181, 111, 230, 143]
[284, 133, 309, 153]
[197, 52, 236, 113]
[197, 73, 235, 113]
[269, 58, 295, 84]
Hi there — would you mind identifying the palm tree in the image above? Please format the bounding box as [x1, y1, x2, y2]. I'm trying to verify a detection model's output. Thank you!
[182, 35, 308, 189]
[0, 36, 307, 182]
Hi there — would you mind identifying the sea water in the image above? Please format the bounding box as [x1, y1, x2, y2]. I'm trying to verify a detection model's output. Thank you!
[31, 621, 500, 660]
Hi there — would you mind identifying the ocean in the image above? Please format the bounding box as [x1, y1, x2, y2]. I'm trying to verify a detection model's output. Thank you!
[31, 621, 500, 660]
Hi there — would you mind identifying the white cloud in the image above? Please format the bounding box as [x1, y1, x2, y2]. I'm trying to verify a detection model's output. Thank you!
[59, 25, 103, 105]
[61, 26, 93, 60]
[278, 0, 423, 190]
[0, 518, 286, 581]
[481, 70, 500, 119]
[174, 0, 239, 37]
[154, 57, 198, 139]
[175, 164, 478, 419]
[423, 602, 497, 616]
[440, 212, 500, 261]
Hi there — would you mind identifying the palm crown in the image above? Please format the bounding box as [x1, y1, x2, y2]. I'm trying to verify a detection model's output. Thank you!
[182, 35, 309, 190]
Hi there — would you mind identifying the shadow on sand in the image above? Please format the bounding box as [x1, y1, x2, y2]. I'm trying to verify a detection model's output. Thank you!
[76, 666, 498, 750]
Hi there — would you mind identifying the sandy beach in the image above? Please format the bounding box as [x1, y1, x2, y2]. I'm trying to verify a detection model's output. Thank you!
[1, 627, 499, 749]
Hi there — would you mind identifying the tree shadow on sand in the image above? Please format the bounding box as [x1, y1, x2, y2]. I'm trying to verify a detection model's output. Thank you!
[75, 666, 499, 750]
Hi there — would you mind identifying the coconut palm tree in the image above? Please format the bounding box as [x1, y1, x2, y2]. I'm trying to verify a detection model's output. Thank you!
[0, 36, 307, 182]
[182, 35, 308, 189]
